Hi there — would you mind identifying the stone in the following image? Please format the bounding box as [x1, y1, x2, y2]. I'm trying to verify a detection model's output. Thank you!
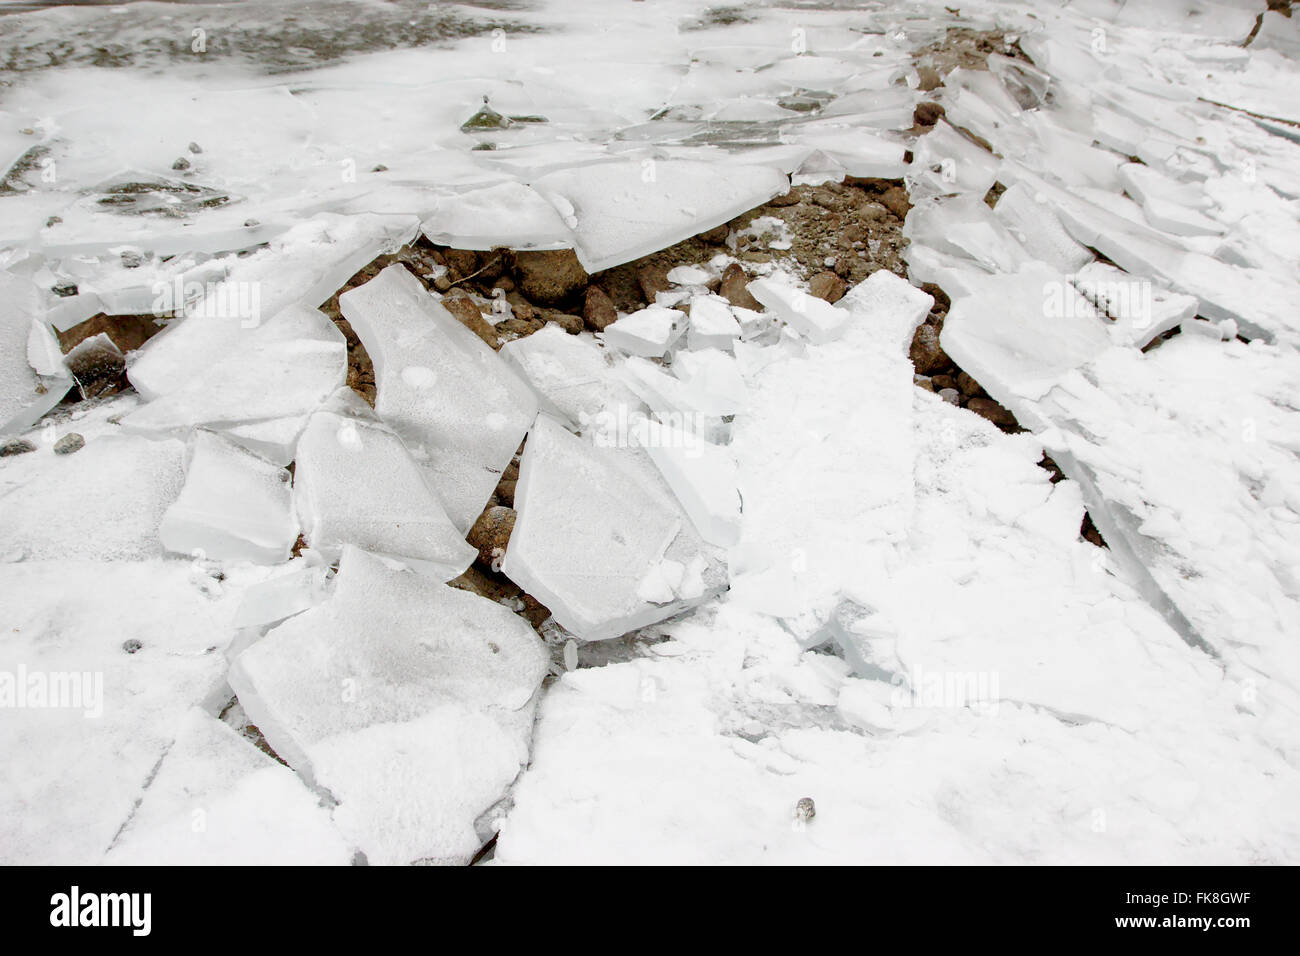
[965, 396, 1018, 427]
[719, 263, 762, 311]
[914, 101, 946, 127]
[808, 271, 848, 303]
[467, 505, 517, 568]
[53, 433, 85, 455]
[909, 323, 951, 375]
[513, 249, 589, 306]
[636, 263, 672, 304]
[441, 294, 499, 349]
[583, 285, 618, 332]
[1, 438, 36, 457]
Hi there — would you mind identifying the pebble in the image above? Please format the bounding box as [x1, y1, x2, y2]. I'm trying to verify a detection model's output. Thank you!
[53, 433, 85, 455]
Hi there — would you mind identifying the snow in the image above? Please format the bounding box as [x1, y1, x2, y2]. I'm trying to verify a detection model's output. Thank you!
[2, 0, 1300, 867]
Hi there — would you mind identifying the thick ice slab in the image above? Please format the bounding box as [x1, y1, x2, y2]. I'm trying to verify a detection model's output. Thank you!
[421, 181, 573, 251]
[835, 268, 935, 356]
[292, 389, 475, 579]
[105, 708, 351, 865]
[499, 325, 639, 429]
[686, 294, 742, 352]
[227, 546, 548, 865]
[748, 275, 850, 345]
[338, 263, 538, 532]
[993, 183, 1094, 275]
[532, 159, 789, 272]
[501, 415, 726, 641]
[940, 264, 1110, 427]
[640, 419, 740, 548]
[121, 303, 346, 441]
[160, 431, 298, 565]
[127, 213, 418, 400]
[601, 305, 686, 358]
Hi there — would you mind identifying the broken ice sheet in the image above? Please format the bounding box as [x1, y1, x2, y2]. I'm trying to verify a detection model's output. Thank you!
[939, 263, 1110, 428]
[127, 213, 418, 400]
[834, 268, 934, 357]
[292, 389, 475, 579]
[160, 431, 298, 566]
[105, 708, 351, 865]
[421, 181, 573, 251]
[121, 302, 346, 442]
[227, 546, 548, 865]
[1, 272, 73, 437]
[499, 324, 640, 429]
[339, 263, 538, 533]
[531, 159, 789, 272]
[501, 415, 726, 641]
[685, 294, 742, 352]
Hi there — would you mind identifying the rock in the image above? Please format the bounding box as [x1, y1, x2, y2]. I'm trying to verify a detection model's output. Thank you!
[583, 285, 618, 331]
[495, 479, 516, 507]
[442, 248, 479, 281]
[808, 271, 848, 303]
[64, 333, 126, 400]
[956, 371, 984, 397]
[636, 263, 672, 304]
[467, 505, 517, 568]
[543, 311, 584, 335]
[914, 101, 946, 127]
[794, 797, 816, 822]
[504, 291, 537, 322]
[514, 249, 589, 306]
[700, 224, 730, 244]
[187, 142, 202, 154]
[495, 317, 545, 342]
[938, 387, 961, 405]
[1, 438, 36, 457]
[53, 433, 85, 456]
[931, 374, 958, 392]
[719, 263, 762, 311]
[909, 323, 951, 375]
[966, 396, 1018, 427]
[917, 65, 943, 91]
[441, 295, 499, 350]
[913, 375, 935, 392]
[448, 564, 522, 604]
[52, 280, 78, 298]
[878, 186, 911, 220]
[172, 157, 191, 171]
[767, 190, 800, 207]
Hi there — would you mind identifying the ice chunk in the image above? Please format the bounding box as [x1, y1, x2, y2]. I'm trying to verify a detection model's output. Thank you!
[499, 325, 640, 430]
[639, 419, 741, 548]
[339, 263, 538, 531]
[835, 268, 935, 357]
[748, 275, 849, 345]
[122, 303, 346, 440]
[1, 274, 73, 437]
[127, 213, 417, 400]
[908, 120, 1001, 199]
[993, 183, 1094, 275]
[227, 546, 548, 865]
[292, 389, 476, 579]
[601, 305, 687, 357]
[105, 709, 351, 865]
[1072, 262, 1197, 349]
[421, 181, 573, 251]
[618, 357, 731, 443]
[231, 563, 330, 630]
[686, 294, 742, 352]
[671, 348, 750, 416]
[532, 159, 789, 272]
[940, 264, 1110, 426]
[501, 415, 726, 641]
[160, 431, 298, 565]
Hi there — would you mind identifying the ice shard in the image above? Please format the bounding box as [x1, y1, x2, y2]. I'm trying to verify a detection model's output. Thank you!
[338, 263, 539, 532]
[501, 415, 726, 641]
[227, 546, 548, 865]
[292, 389, 476, 579]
